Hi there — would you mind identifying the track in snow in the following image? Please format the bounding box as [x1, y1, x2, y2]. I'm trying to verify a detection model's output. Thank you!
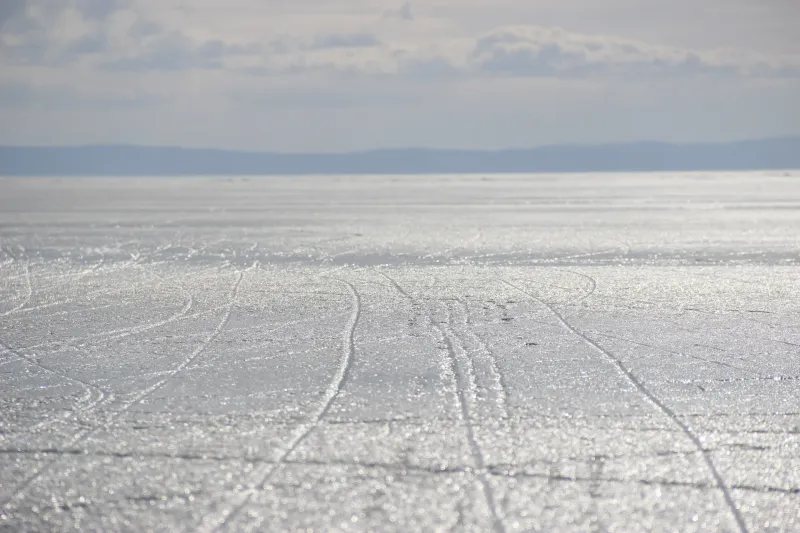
[1, 173, 799, 533]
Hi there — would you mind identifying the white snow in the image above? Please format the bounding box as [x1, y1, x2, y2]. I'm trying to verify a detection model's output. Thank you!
[1, 172, 799, 532]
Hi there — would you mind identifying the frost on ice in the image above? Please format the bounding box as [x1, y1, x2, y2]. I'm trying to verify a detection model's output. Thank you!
[1, 173, 799, 532]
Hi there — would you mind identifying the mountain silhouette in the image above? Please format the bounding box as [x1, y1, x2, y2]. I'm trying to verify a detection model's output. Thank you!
[1, 137, 798, 175]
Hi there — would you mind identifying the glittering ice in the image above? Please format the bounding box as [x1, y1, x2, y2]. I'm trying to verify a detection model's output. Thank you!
[1, 172, 799, 532]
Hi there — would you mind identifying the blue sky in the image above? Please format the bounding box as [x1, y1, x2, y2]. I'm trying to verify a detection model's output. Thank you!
[1, 0, 799, 151]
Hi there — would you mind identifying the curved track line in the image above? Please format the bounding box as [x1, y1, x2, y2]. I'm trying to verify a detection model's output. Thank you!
[9, 293, 195, 375]
[132, 268, 248, 402]
[0, 267, 248, 514]
[0, 251, 113, 428]
[212, 278, 361, 532]
[500, 278, 749, 533]
[0, 254, 32, 318]
[378, 271, 505, 533]
[560, 269, 597, 305]
[7, 257, 223, 319]
[458, 298, 510, 420]
[29, 249, 106, 294]
[437, 303, 505, 533]
[0, 339, 107, 418]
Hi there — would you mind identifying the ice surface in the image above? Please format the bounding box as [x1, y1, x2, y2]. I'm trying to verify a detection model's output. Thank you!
[1, 172, 799, 532]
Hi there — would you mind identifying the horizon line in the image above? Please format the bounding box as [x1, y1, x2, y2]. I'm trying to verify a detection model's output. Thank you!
[2, 135, 800, 155]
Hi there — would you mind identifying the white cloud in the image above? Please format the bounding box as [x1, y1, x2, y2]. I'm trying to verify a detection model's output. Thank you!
[312, 33, 382, 49]
[383, 1, 413, 21]
[2, 2, 797, 79]
[0, 0, 798, 150]
[466, 26, 798, 78]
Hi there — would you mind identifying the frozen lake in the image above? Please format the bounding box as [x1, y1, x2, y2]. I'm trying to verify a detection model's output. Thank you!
[1, 172, 799, 532]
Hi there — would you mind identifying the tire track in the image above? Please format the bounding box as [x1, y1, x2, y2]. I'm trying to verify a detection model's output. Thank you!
[500, 277, 749, 533]
[379, 271, 506, 533]
[210, 278, 361, 532]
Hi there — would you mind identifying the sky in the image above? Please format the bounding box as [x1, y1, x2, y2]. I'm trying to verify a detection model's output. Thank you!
[1, 0, 799, 152]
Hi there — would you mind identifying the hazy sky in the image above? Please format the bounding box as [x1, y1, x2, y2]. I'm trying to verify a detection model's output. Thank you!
[1, 0, 799, 151]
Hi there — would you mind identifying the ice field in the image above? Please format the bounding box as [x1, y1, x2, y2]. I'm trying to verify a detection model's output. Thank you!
[1, 172, 799, 532]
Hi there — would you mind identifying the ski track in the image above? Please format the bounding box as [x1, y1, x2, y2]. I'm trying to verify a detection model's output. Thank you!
[378, 271, 506, 533]
[0, 248, 113, 424]
[378, 272, 458, 415]
[560, 268, 598, 305]
[534, 266, 760, 376]
[7, 265, 202, 355]
[12, 291, 196, 370]
[0, 265, 250, 513]
[0, 339, 107, 424]
[457, 297, 511, 420]
[201, 310, 346, 366]
[592, 331, 760, 377]
[7, 260, 224, 322]
[438, 301, 505, 533]
[500, 277, 750, 533]
[210, 277, 361, 533]
[0, 249, 112, 418]
[24, 249, 107, 295]
[3, 175, 799, 531]
[0, 250, 33, 318]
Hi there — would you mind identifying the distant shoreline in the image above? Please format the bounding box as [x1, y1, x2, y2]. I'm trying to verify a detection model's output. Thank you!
[1, 137, 799, 176]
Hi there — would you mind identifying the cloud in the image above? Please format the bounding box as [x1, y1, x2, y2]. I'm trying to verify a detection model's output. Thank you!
[0, 80, 152, 109]
[0, 0, 25, 28]
[384, 1, 413, 21]
[101, 34, 262, 71]
[1, 0, 798, 151]
[467, 27, 747, 78]
[1, 2, 798, 85]
[312, 33, 382, 50]
[1, 5, 106, 66]
[74, 0, 132, 21]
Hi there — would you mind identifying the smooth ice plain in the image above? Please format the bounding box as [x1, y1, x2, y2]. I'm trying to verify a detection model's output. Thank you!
[1, 172, 799, 533]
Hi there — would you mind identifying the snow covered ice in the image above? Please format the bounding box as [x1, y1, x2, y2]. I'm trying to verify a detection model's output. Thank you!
[1, 172, 799, 532]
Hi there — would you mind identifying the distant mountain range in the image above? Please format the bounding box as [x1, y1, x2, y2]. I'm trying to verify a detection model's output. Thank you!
[1, 137, 799, 175]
